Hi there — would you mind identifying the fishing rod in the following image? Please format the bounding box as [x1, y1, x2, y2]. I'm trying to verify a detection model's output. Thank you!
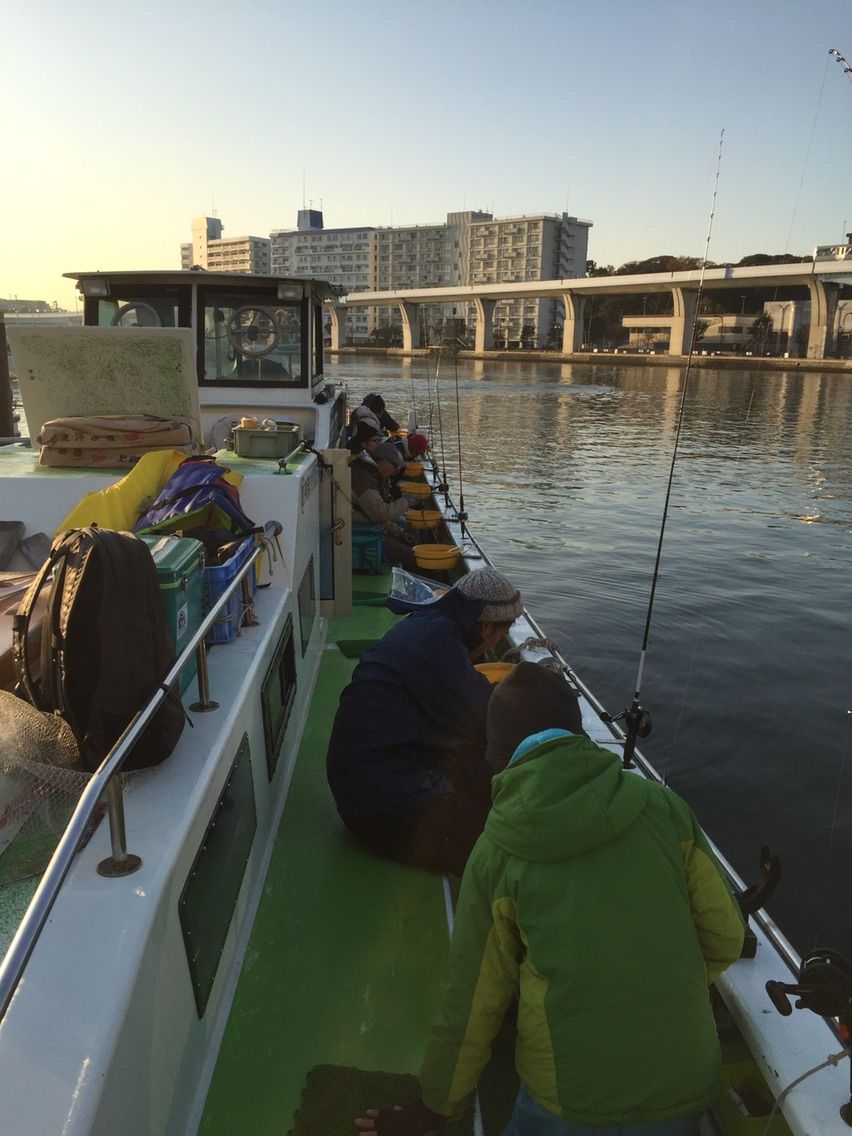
[432, 345, 451, 504]
[451, 345, 469, 540]
[605, 130, 725, 767]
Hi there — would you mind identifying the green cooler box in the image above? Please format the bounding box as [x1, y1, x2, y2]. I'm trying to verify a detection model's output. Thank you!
[139, 533, 205, 693]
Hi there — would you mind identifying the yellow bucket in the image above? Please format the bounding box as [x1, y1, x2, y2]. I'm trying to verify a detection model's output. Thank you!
[400, 480, 432, 500]
[406, 508, 442, 530]
[474, 662, 516, 684]
[403, 461, 424, 478]
[413, 543, 460, 571]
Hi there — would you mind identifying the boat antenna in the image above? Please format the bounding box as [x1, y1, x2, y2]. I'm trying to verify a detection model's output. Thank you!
[613, 129, 725, 767]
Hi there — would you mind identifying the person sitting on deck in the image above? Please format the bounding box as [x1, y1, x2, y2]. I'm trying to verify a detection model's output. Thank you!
[351, 441, 418, 569]
[354, 662, 745, 1136]
[347, 421, 382, 456]
[325, 567, 524, 877]
[350, 392, 401, 435]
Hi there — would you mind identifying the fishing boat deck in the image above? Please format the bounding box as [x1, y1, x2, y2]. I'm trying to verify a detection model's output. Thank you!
[198, 570, 457, 1136]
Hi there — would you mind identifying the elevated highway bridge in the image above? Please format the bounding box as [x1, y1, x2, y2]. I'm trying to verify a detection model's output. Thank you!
[329, 260, 852, 360]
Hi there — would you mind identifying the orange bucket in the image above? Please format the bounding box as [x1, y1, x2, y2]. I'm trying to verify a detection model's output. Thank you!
[474, 662, 516, 684]
[413, 543, 460, 571]
[406, 508, 442, 530]
[399, 480, 431, 500]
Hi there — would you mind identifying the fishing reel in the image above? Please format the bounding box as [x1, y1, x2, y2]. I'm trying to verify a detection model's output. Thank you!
[766, 948, 852, 1020]
[766, 949, 852, 1125]
[600, 700, 652, 768]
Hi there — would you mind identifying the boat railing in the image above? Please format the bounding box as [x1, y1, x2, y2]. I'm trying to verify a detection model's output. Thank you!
[431, 461, 805, 983]
[520, 602, 804, 980]
[0, 542, 263, 1022]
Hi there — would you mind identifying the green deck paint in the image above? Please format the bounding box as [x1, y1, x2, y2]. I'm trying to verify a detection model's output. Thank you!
[199, 580, 451, 1136]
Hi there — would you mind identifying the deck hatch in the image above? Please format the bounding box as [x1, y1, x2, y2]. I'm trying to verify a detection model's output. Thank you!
[261, 615, 297, 779]
[179, 733, 257, 1017]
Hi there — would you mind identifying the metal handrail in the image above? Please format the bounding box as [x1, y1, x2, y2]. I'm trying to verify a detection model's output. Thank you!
[0, 544, 263, 1021]
[436, 464, 805, 982]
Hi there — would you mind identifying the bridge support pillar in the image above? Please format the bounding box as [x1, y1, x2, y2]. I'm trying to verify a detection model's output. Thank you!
[398, 301, 421, 351]
[473, 297, 496, 352]
[561, 292, 585, 353]
[328, 304, 346, 350]
[806, 279, 839, 359]
[669, 288, 698, 354]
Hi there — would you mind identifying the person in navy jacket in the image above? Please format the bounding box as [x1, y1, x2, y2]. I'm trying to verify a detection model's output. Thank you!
[325, 568, 523, 875]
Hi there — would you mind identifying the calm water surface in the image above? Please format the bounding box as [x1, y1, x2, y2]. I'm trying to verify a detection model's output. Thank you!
[328, 355, 852, 958]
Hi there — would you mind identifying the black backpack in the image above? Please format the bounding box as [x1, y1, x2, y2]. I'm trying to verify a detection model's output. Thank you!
[12, 527, 185, 773]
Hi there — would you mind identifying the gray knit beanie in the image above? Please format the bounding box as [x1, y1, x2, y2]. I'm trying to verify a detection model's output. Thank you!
[373, 441, 404, 468]
[454, 567, 523, 624]
[486, 661, 584, 770]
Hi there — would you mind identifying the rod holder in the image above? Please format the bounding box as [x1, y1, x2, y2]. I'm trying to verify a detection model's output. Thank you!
[190, 641, 220, 712]
[97, 779, 142, 877]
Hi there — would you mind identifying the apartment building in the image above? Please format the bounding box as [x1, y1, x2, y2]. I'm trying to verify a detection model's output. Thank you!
[270, 210, 373, 343]
[468, 214, 590, 346]
[371, 211, 591, 346]
[181, 216, 271, 275]
[180, 208, 591, 346]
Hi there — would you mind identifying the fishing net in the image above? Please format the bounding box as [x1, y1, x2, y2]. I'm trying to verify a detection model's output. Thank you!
[0, 691, 139, 886]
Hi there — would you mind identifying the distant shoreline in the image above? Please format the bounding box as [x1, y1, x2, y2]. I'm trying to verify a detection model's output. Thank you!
[328, 347, 852, 374]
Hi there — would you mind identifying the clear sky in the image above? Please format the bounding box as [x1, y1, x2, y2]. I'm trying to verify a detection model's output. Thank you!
[3, 0, 851, 309]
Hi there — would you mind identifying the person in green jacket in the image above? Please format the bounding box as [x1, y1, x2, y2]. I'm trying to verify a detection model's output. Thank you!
[355, 662, 745, 1136]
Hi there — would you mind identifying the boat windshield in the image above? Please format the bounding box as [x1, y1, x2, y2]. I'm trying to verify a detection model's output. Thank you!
[200, 293, 304, 386]
[86, 281, 310, 388]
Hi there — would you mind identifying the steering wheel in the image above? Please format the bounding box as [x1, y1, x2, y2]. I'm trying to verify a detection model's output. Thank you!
[110, 302, 162, 327]
[226, 305, 279, 358]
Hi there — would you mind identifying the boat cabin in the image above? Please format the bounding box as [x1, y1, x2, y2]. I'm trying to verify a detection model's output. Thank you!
[66, 269, 347, 447]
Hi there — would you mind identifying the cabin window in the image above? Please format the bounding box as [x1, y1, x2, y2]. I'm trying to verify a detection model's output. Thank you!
[93, 292, 185, 328]
[260, 615, 297, 779]
[199, 291, 306, 387]
[298, 557, 316, 656]
[178, 733, 257, 1017]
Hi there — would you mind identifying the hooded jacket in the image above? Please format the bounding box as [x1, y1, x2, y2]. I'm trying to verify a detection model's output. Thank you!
[419, 733, 745, 1126]
[350, 453, 410, 526]
[326, 590, 493, 819]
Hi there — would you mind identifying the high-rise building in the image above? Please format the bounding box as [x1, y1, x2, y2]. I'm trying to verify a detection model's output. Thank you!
[181, 216, 271, 274]
[270, 211, 373, 343]
[180, 208, 591, 346]
[467, 213, 591, 347]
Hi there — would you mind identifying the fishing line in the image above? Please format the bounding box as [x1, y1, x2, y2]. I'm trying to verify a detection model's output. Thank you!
[432, 345, 450, 502]
[783, 51, 831, 254]
[451, 348, 469, 538]
[615, 129, 726, 766]
[666, 382, 758, 775]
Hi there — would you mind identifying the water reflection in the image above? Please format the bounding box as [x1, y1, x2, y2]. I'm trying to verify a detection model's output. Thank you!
[334, 356, 852, 954]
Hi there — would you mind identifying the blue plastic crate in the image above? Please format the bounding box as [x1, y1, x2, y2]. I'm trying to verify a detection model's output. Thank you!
[352, 523, 383, 575]
[203, 536, 257, 644]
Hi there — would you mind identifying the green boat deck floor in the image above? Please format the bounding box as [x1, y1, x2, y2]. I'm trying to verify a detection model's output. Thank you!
[199, 570, 453, 1136]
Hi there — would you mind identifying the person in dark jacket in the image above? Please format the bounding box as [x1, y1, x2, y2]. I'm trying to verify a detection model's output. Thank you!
[347, 420, 382, 456]
[351, 441, 418, 569]
[326, 567, 523, 876]
[355, 664, 745, 1136]
[350, 392, 402, 434]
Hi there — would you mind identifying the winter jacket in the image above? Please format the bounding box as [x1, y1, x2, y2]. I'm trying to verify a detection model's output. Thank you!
[419, 732, 745, 1127]
[351, 454, 410, 526]
[326, 590, 493, 818]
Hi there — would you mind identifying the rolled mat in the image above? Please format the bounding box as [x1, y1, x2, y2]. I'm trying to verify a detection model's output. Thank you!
[287, 1065, 474, 1136]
